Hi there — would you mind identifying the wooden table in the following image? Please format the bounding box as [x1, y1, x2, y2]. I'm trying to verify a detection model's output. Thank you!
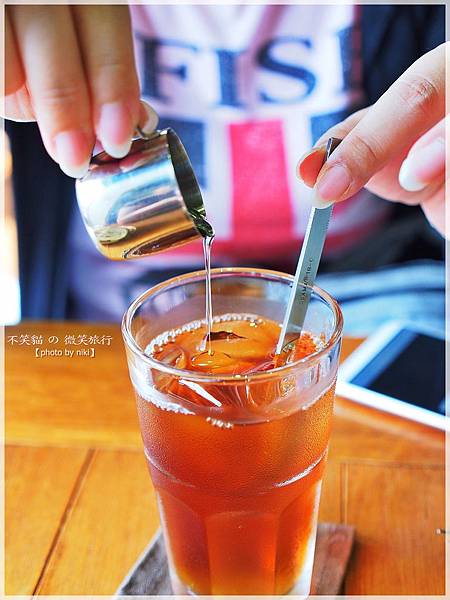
[5, 321, 445, 596]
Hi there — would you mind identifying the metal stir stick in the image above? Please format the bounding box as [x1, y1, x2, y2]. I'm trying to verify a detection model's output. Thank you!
[276, 137, 342, 357]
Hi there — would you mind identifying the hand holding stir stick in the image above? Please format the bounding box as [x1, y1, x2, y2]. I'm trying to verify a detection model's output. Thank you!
[276, 137, 342, 360]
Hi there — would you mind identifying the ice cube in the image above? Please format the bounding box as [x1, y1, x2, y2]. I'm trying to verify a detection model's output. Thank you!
[155, 343, 187, 369]
[191, 350, 235, 370]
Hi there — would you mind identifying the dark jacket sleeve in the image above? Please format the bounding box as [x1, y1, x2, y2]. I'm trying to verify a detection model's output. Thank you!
[420, 4, 446, 54]
[7, 120, 76, 319]
[362, 4, 445, 105]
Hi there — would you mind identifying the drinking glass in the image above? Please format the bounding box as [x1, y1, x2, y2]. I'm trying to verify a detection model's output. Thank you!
[122, 267, 343, 596]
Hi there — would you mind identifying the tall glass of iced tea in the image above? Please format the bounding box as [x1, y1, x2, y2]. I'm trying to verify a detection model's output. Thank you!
[122, 268, 343, 596]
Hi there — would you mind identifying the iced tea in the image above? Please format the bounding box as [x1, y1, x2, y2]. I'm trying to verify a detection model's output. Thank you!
[135, 313, 336, 594]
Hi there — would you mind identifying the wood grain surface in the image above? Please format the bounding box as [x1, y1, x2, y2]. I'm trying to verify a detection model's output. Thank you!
[5, 445, 88, 595]
[5, 321, 446, 596]
[342, 462, 445, 595]
[36, 450, 160, 596]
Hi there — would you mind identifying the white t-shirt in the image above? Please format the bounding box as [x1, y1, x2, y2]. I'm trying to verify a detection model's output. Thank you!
[69, 5, 390, 320]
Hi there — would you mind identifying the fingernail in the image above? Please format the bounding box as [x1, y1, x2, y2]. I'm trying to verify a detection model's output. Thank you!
[296, 144, 326, 184]
[53, 129, 90, 179]
[297, 144, 325, 167]
[97, 101, 134, 158]
[399, 138, 445, 192]
[312, 163, 351, 208]
[139, 100, 159, 134]
[398, 159, 426, 192]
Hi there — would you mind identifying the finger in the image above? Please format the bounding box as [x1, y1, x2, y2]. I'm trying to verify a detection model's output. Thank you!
[355, 118, 445, 208]
[312, 42, 446, 208]
[5, 9, 25, 95]
[4, 84, 35, 121]
[365, 158, 444, 206]
[313, 107, 369, 149]
[398, 117, 446, 191]
[406, 114, 447, 152]
[139, 99, 159, 134]
[362, 149, 413, 203]
[92, 99, 159, 155]
[10, 6, 94, 177]
[297, 108, 368, 187]
[71, 5, 140, 158]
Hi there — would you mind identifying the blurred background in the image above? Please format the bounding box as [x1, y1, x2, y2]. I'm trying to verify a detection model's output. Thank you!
[2, 4, 445, 335]
[3, 131, 20, 325]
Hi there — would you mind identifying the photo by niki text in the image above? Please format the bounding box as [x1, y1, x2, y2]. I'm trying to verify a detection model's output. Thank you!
[7, 333, 113, 358]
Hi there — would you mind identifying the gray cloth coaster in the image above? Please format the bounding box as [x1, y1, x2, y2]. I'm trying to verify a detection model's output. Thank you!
[117, 522, 355, 596]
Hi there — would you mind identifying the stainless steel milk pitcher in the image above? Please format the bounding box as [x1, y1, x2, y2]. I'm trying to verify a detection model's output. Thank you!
[76, 128, 212, 260]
